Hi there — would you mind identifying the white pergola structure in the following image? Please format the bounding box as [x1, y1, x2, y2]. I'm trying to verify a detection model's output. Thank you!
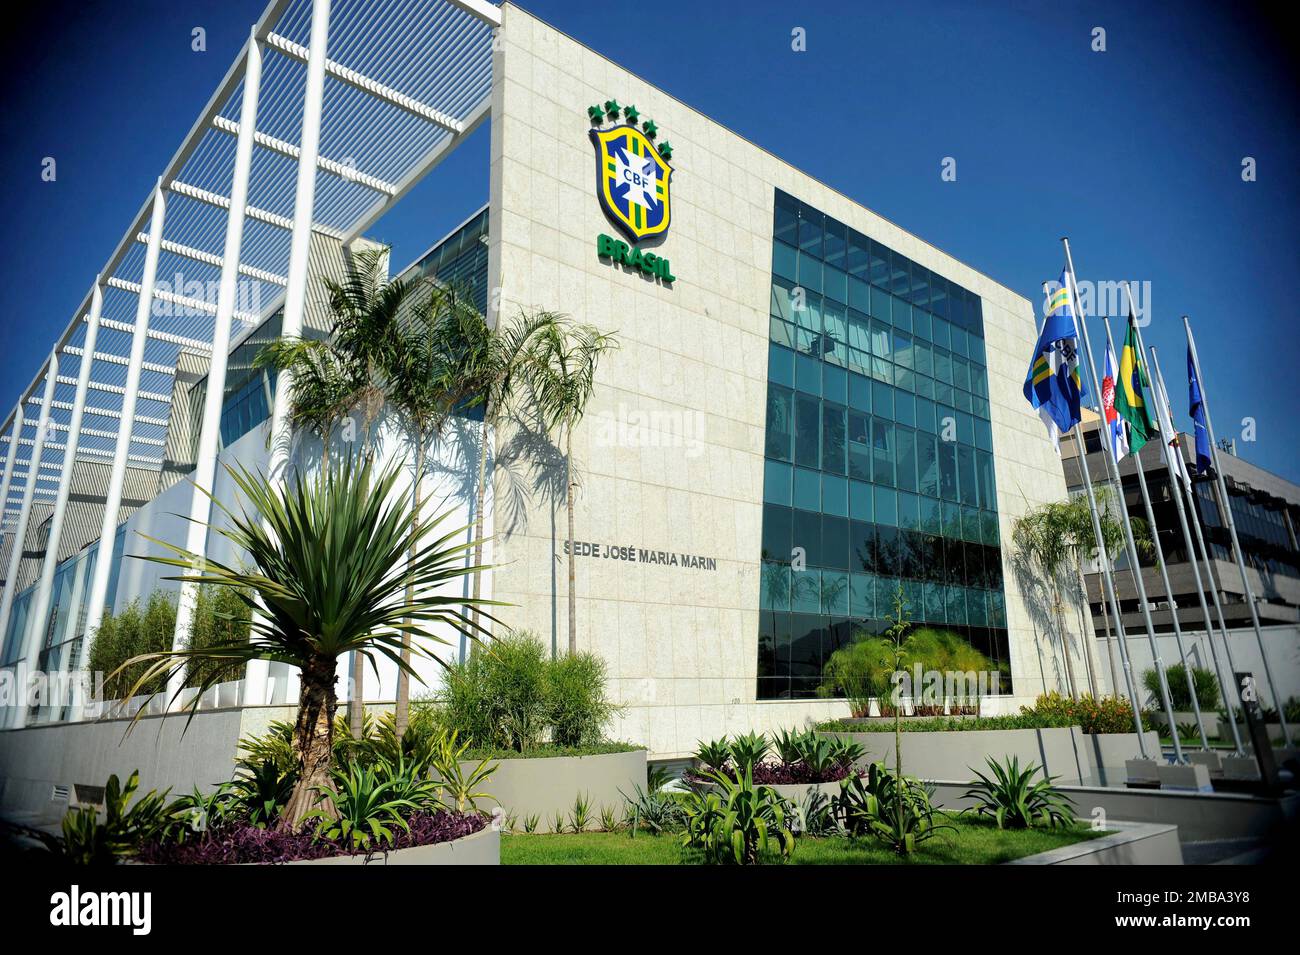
[0, 0, 500, 727]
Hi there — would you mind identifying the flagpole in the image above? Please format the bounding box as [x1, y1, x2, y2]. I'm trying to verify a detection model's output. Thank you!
[1148, 345, 1246, 753]
[1184, 317, 1293, 748]
[1063, 238, 1177, 760]
[1114, 299, 1209, 750]
[1040, 280, 1147, 751]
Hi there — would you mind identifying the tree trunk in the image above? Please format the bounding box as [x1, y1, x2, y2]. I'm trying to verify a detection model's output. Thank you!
[470, 411, 491, 643]
[347, 419, 376, 741]
[395, 431, 424, 737]
[1074, 564, 1100, 697]
[566, 427, 577, 656]
[1053, 582, 1078, 700]
[349, 654, 365, 740]
[280, 656, 339, 830]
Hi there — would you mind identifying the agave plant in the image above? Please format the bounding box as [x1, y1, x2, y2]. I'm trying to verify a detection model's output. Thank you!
[771, 727, 813, 765]
[681, 763, 794, 865]
[693, 737, 732, 772]
[727, 731, 771, 771]
[113, 455, 497, 830]
[790, 732, 842, 777]
[825, 735, 866, 768]
[620, 769, 686, 836]
[228, 758, 296, 829]
[961, 756, 1075, 830]
[835, 762, 951, 854]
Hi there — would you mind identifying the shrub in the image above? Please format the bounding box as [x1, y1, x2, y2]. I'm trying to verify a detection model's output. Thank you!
[88, 592, 177, 699]
[818, 626, 996, 714]
[1142, 664, 1220, 711]
[1019, 692, 1153, 734]
[88, 586, 252, 700]
[547, 650, 617, 747]
[434, 631, 619, 752]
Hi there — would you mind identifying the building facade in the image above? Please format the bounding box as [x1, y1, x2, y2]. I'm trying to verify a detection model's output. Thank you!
[0, 1, 1077, 762]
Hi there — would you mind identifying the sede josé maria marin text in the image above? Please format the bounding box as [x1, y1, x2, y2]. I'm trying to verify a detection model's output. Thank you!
[564, 539, 717, 570]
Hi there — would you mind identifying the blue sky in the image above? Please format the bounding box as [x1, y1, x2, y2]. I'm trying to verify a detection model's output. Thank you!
[1, 0, 1296, 478]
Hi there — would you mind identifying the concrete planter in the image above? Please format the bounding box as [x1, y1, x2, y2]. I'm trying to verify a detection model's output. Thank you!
[465, 749, 647, 833]
[287, 826, 498, 866]
[1007, 822, 1183, 865]
[1086, 731, 1162, 776]
[821, 727, 1088, 783]
[764, 780, 843, 803]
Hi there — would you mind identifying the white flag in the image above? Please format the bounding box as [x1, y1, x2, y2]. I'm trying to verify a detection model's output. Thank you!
[1101, 341, 1129, 462]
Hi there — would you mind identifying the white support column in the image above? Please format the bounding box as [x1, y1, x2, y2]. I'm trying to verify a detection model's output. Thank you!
[248, 0, 331, 708]
[0, 403, 23, 584]
[167, 30, 264, 707]
[80, 181, 167, 675]
[2, 353, 59, 728]
[20, 281, 103, 725]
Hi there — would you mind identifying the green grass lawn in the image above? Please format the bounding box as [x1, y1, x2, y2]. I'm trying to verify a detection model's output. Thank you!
[501, 814, 1104, 865]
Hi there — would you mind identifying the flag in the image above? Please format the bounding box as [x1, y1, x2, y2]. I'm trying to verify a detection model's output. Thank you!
[1187, 345, 1213, 475]
[1101, 339, 1129, 462]
[1024, 269, 1088, 451]
[1152, 365, 1193, 494]
[1114, 312, 1157, 452]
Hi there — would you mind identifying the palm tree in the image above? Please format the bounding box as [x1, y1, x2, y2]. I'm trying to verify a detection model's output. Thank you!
[1059, 488, 1153, 698]
[116, 455, 494, 829]
[530, 320, 618, 655]
[437, 307, 559, 637]
[382, 283, 485, 735]
[255, 337, 354, 474]
[1011, 502, 1081, 698]
[261, 247, 423, 739]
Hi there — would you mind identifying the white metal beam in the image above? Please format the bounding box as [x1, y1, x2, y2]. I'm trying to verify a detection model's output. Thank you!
[171, 26, 266, 705]
[81, 182, 167, 666]
[212, 116, 398, 195]
[1, 352, 58, 726]
[264, 31, 463, 134]
[252, 0, 332, 708]
[343, 93, 491, 245]
[20, 281, 104, 727]
[133, 233, 288, 287]
[445, 0, 503, 27]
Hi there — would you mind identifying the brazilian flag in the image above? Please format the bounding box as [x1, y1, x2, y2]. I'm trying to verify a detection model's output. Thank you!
[1115, 313, 1158, 452]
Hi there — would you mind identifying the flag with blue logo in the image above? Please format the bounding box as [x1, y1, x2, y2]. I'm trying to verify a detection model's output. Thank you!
[1187, 345, 1213, 475]
[1023, 269, 1088, 451]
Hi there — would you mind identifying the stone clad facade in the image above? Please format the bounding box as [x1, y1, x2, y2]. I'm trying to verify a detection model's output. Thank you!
[486, 3, 1079, 757]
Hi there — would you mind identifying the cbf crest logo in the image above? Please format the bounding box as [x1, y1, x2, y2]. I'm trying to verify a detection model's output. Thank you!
[588, 99, 674, 244]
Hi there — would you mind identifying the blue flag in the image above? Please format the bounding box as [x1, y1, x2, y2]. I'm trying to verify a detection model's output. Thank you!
[1023, 269, 1088, 449]
[1187, 346, 1213, 475]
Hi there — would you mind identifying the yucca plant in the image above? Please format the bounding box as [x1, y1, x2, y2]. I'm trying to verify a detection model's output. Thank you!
[112, 455, 497, 830]
[306, 761, 420, 851]
[681, 763, 794, 865]
[961, 755, 1075, 830]
[428, 729, 498, 815]
[599, 804, 620, 832]
[825, 735, 866, 768]
[228, 758, 296, 829]
[569, 792, 592, 833]
[523, 813, 540, 834]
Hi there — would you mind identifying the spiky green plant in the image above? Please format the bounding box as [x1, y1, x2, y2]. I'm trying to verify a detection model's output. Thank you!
[305, 761, 420, 851]
[111, 455, 497, 830]
[681, 763, 794, 865]
[961, 755, 1075, 830]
